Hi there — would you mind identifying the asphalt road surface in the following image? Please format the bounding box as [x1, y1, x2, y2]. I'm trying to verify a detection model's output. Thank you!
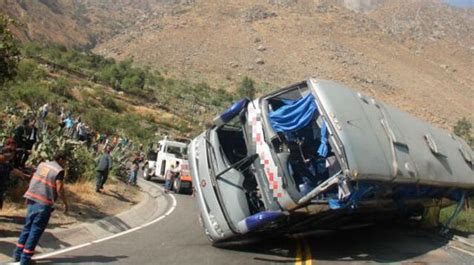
[31, 180, 472, 265]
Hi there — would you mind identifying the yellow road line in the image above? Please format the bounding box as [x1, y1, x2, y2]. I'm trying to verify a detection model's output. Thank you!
[303, 239, 313, 265]
[294, 235, 313, 265]
[295, 239, 303, 265]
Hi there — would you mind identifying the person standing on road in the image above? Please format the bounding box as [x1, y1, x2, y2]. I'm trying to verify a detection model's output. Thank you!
[12, 151, 69, 265]
[164, 163, 180, 193]
[128, 154, 141, 186]
[95, 146, 112, 193]
[164, 164, 176, 193]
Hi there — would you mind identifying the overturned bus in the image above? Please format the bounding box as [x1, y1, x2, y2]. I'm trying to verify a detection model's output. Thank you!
[188, 78, 474, 243]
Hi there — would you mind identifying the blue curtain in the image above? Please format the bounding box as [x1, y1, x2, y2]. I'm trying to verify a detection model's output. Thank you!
[269, 93, 317, 133]
[317, 121, 329, 157]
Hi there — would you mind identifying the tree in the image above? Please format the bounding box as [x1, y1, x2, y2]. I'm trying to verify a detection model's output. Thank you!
[238, 76, 256, 99]
[454, 117, 474, 148]
[0, 14, 20, 84]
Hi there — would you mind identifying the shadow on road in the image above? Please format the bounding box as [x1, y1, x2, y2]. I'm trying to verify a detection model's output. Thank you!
[149, 178, 193, 197]
[307, 224, 449, 263]
[39, 230, 73, 250]
[37, 255, 128, 264]
[215, 235, 298, 263]
[150, 179, 164, 185]
[0, 241, 16, 258]
[0, 232, 72, 261]
[220, 223, 453, 263]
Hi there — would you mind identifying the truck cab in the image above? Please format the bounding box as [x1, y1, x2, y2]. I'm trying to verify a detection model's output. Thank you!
[143, 138, 192, 193]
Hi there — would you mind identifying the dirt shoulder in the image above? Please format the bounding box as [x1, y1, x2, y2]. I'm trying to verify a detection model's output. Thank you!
[0, 178, 142, 238]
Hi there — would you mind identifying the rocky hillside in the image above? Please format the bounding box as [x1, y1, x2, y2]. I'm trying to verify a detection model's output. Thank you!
[0, 0, 171, 47]
[0, 0, 90, 46]
[94, 0, 474, 129]
[1, 0, 473, 130]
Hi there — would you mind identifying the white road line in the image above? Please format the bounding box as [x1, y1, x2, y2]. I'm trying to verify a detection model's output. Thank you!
[34, 181, 177, 260]
[448, 245, 474, 257]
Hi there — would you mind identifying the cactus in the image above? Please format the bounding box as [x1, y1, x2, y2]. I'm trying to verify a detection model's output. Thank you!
[109, 141, 139, 181]
[0, 106, 18, 145]
[26, 128, 93, 182]
[1, 104, 144, 183]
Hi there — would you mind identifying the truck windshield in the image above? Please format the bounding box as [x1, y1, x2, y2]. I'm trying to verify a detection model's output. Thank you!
[147, 151, 157, 161]
[166, 145, 186, 158]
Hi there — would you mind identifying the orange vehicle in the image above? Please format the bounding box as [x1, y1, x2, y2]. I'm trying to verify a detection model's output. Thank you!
[173, 161, 193, 194]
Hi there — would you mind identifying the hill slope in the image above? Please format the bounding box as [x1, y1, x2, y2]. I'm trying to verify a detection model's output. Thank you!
[1, 0, 473, 130]
[93, 0, 473, 129]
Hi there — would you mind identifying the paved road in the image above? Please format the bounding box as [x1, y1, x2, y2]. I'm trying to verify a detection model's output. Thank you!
[31, 180, 472, 265]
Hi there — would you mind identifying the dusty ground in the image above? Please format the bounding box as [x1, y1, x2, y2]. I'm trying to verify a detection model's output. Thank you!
[92, 0, 473, 130]
[2, 0, 472, 131]
[0, 179, 142, 238]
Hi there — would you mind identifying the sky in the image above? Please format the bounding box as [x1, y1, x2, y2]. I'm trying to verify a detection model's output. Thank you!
[443, 0, 474, 7]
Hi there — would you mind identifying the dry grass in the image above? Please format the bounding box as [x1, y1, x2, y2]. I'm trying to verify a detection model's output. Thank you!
[0, 201, 26, 216]
[5, 180, 29, 203]
[132, 105, 175, 123]
[440, 202, 474, 234]
[0, 179, 142, 237]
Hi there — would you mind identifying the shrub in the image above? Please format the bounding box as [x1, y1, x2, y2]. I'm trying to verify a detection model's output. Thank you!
[121, 74, 145, 91]
[212, 88, 235, 106]
[238, 76, 256, 99]
[118, 113, 156, 140]
[454, 117, 474, 148]
[67, 145, 95, 182]
[13, 41, 239, 138]
[51, 77, 73, 99]
[83, 108, 118, 134]
[0, 14, 20, 84]
[8, 80, 54, 107]
[15, 59, 46, 81]
[440, 205, 474, 233]
[27, 129, 95, 183]
[102, 96, 123, 113]
[21, 41, 42, 58]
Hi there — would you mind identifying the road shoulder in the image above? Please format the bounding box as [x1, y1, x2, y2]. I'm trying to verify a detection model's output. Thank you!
[0, 178, 169, 263]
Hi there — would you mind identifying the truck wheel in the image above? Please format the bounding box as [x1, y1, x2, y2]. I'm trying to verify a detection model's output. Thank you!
[173, 178, 182, 194]
[144, 169, 151, 181]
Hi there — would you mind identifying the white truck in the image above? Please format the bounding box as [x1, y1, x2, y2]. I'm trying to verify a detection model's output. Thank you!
[143, 138, 192, 193]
